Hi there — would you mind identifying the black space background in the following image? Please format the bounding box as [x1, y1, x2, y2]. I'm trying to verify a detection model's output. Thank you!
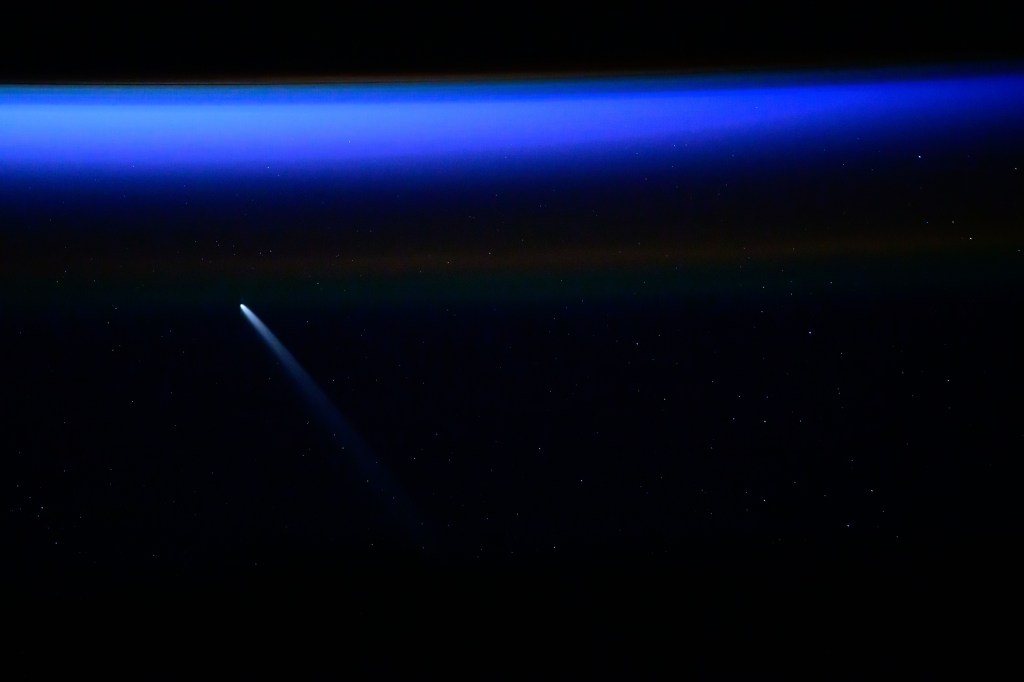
[2, 3, 1023, 665]
[2, 4, 1021, 81]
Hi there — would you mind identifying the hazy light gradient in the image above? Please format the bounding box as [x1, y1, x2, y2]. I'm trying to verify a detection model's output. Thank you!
[2, 71, 1022, 174]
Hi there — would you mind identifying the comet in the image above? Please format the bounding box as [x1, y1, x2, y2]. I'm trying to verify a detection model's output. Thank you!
[240, 303, 428, 549]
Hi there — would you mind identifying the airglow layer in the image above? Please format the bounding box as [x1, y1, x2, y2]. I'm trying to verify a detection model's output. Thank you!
[2, 70, 1022, 174]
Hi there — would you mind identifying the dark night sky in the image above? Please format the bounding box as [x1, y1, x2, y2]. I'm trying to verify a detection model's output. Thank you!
[2, 4, 1022, 662]
[2, 4, 1021, 80]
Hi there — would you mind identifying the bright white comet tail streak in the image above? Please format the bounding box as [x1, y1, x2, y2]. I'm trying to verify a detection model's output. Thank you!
[240, 303, 427, 548]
